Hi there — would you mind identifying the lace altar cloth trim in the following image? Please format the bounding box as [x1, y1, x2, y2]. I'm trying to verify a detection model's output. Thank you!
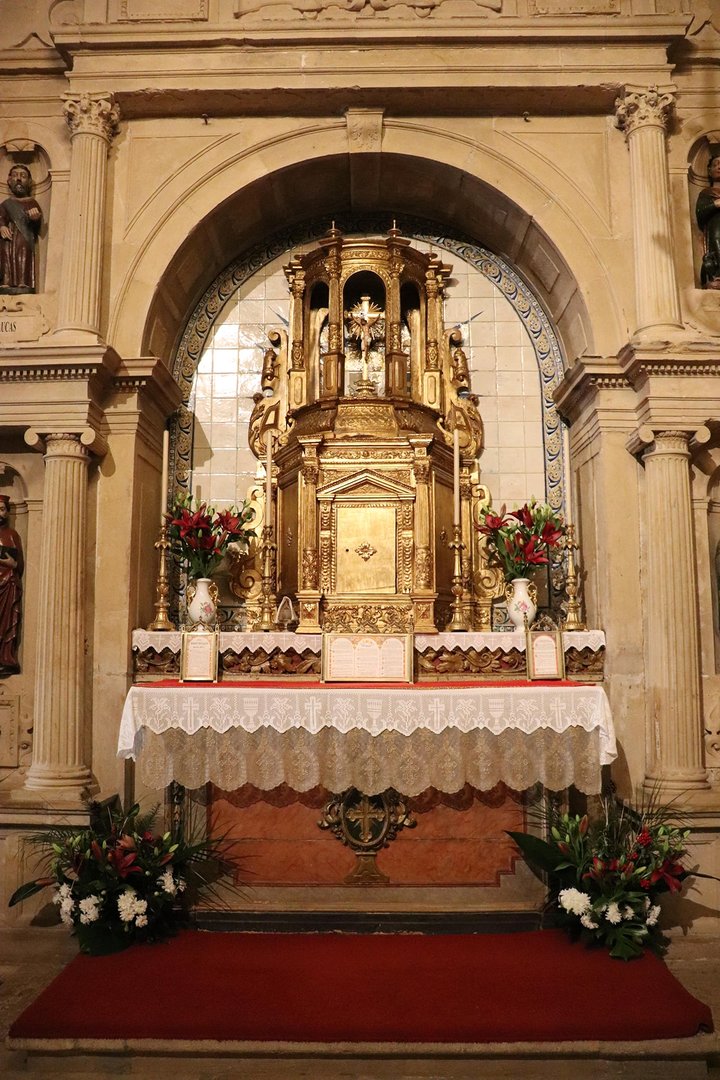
[131, 629, 606, 654]
[133, 727, 605, 795]
[118, 683, 615, 795]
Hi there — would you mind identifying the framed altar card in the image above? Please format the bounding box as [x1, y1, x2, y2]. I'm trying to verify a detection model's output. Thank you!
[322, 633, 414, 684]
[180, 628, 219, 683]
[526, 628, 565, 681]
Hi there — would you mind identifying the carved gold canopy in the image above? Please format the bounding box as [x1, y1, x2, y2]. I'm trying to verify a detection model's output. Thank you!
[234, 226, 502, 632]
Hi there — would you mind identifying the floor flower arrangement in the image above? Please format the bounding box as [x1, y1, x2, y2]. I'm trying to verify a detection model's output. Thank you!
[10, 802, 239, 955]
[509, 792, 712, 960]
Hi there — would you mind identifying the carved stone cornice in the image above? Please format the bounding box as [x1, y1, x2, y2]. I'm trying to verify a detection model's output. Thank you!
[615, 84, 676, 139]
[62, 92, 121, 143]
[0, 344, 119, 434]
[110, 357, 183, 414]
[553, 355, 632, 424]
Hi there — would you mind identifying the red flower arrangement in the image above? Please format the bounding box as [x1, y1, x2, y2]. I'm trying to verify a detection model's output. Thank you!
[476, 499, 565, 581]
[509, 792, 716, 960]
[166, 495, 255, 579]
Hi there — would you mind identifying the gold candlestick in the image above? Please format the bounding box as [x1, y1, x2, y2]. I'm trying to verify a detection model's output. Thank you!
[563, 523, 586, 631]
[447, 523, 468, 632]
[147, 523, 176, 631]
[259, 524, 277, 632]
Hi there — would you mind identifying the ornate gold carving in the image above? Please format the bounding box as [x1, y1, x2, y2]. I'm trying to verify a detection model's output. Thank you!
[322, 603, 414, 633]
[426, 340, 440, 370]
[222, 647, 320, 677]
[290, 341, 305, 370]
[354, 542, 377, 561]
[319, 788, 415, 886]
[301, 463, 319, 486]
[301, 547, 319, 589]
[415, 546, 432, 588]
[327, 324, 341, 351]
[320, 535, 332, 594]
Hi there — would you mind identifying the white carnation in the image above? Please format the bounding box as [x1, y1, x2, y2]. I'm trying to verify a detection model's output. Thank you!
[135, 914, 148, 927]
[158, 870, 177, 896]
[580, 913, 599, 930]
[117, 889, 139, 923]
[646, 904, 661, 927]
[558, 888, 592, 916]
[621, 905, 635, 921]
[78, 895, 100, 925]
[604, 902, 622, 925]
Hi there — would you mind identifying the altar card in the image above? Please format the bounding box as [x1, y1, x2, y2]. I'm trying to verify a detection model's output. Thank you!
[526, 629, 565, 681]
[180, 628, 219, 683]
[322, 633, 413, 684]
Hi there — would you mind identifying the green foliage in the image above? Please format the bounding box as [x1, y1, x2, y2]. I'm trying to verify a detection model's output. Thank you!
[509, 791, 708, 961]
[9, 801, 242, 955]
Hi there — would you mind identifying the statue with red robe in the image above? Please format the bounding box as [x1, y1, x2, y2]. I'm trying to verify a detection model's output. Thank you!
[0, 495, 23, 674]
[0, 165, 42, 294]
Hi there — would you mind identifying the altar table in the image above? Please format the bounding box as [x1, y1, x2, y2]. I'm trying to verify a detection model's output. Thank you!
[118, 680, 616, 795]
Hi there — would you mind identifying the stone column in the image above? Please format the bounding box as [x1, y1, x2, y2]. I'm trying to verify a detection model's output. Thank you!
[615, 86, 682, 338]
[56, 92, 120, 336]
[22, 432, 96, 801]
[639, 429, 708, 792]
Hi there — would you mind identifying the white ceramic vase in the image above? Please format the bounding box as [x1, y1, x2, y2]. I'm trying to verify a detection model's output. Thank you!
[505, 577, 537, 630]
[186, 577, 218, 626]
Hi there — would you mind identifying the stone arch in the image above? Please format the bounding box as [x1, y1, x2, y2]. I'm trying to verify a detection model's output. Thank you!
[108, 129, 623, 363]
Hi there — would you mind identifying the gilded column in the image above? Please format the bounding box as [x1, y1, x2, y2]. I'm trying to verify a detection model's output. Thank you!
[615, 86, 682, 337]
[410, 439, 437, 633]
[57, 92, 120, 336]
[23, 433, 96, 800]
[640, 430, 708, 791]
[296, 438, 322, 633]
[321, 230, 343, 398]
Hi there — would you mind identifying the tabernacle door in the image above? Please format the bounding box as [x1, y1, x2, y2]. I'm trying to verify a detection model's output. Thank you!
[335, 504, 396, 594]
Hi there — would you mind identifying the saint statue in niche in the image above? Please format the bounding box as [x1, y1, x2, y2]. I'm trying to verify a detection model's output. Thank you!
[0, 164, 42, 294]
[696, 152, 720, 290]
[0, 494, 23, 675]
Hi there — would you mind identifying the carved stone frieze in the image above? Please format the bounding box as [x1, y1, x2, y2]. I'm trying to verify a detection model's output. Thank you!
[346, 109, 384, 154]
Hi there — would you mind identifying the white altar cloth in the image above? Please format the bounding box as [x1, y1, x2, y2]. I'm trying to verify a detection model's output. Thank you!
[118, 681, 616, 796]
[131, 629, 605, 655]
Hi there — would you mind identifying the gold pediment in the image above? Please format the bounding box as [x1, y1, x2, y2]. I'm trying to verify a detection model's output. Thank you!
[317, 469, 414, 500]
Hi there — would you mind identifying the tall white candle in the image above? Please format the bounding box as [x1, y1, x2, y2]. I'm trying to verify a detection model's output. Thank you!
[265, 430, 273, 528]
[160, 428, 169, 526]
[453, 426, 460, 526]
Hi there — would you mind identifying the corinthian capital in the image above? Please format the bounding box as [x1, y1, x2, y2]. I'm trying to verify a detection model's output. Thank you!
[62, 92, 121, 143]
[615, 85, 676, 139]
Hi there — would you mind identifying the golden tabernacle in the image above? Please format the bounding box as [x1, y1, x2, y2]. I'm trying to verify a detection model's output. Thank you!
[235, 226, 502, 635]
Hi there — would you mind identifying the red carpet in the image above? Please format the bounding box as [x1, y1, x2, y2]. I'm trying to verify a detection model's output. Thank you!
[10, 929, 712, 1044]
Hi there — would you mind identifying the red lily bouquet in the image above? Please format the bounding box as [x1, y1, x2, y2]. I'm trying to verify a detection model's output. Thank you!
[476, 499, 565, 581]
[508, 794, 707, 960]
[9, 803, 238, 955]
[167, 494, 255, 579]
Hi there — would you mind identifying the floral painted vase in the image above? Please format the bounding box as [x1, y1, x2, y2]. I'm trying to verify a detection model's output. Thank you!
[186, 577, 219, 626]
[505, 577, 537, 630]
